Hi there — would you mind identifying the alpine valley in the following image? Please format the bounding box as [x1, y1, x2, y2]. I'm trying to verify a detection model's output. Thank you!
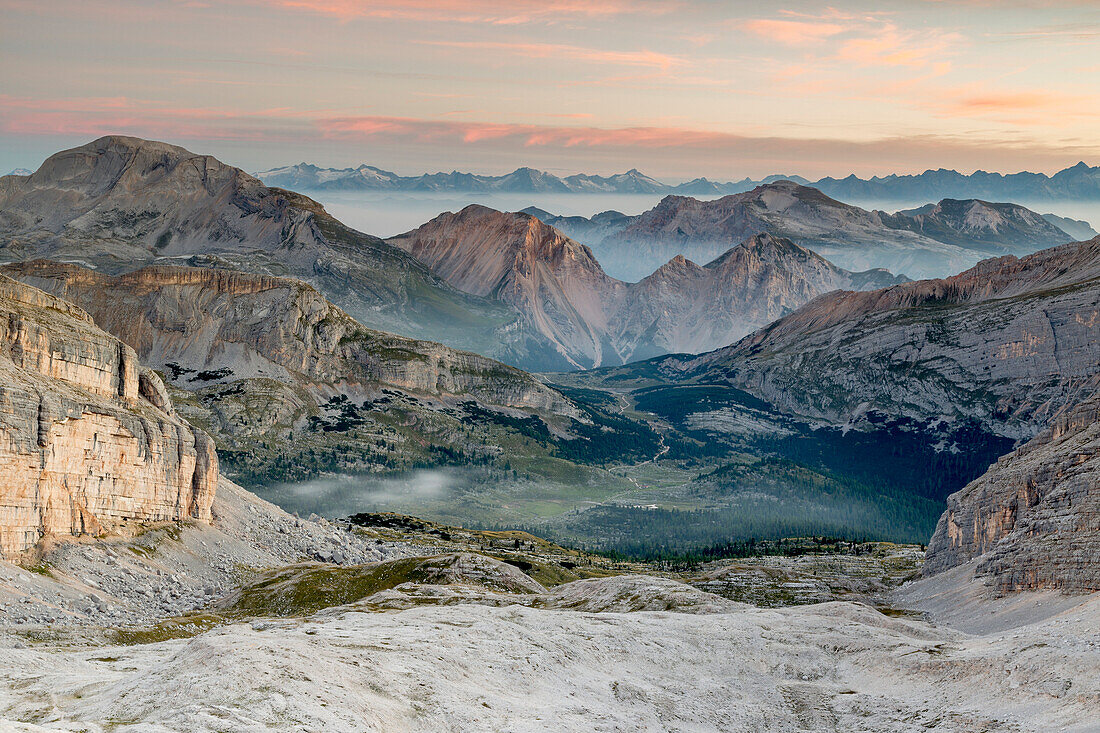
[0, 135, 1098, 732]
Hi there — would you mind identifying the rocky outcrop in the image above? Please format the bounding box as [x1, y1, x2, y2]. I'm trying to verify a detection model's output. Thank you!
[688, 238, 1100, 440]
[924, 393, 1100, 591]
[2, 261, 576, 416]
[0, 274, 217, 557]
[532, 181, 1071, 281]
[0, 136, 568, 371]
[390, 207, 905, 367]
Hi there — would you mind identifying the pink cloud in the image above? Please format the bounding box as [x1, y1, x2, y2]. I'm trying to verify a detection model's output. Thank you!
[0, 95, 311, 142]
[4, 96, 1097, 178]
[248, 0, 675, 24]
[419, 41, 683, 71]
[316, 115, 733, 149]
[836, 24, 962, 68]
[922, 87, 1100, 125]
[742, 19, 847, 46]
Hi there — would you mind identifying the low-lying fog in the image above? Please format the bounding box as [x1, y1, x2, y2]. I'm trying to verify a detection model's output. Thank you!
[311, 190, 1099, 242]
[257, 469, 473, 519]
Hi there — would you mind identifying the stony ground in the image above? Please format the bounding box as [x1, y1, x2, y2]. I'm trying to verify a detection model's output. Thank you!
[0, 480, 403, 630]
[0, 486, 1096, 732]
[1, 589, 1098, 732]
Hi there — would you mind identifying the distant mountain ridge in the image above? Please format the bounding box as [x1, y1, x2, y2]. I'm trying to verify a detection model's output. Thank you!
[388, 204, 904, 368]
[530, 182, 1075, 280]
[255, 161, 1100, 201]
[256, 163, 668, 194]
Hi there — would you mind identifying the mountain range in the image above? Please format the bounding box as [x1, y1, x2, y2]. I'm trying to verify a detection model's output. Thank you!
[3, 136, 1098, 564]
[2, 217, 1097, 730]
[583, 234, 1100, 590]
[254, 160, 1100, 202]
[388, 204, 904, 367]
[0, 137, 909, 371]
[256, 163, 669, 194]
[0, 136, 574, 371]
[528, 182, 1075, 280]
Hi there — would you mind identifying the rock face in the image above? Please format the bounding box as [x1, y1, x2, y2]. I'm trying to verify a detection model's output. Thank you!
[670, 238, 1100, 591]
[533, 181, 1072, 281]
[2, 260, 580, 484]
[0, 136, 567, 371]
[924, 394, 1100, 591]
[390, 205, 624, 368]
[688, 238, 1100, 440]
[0, 274, 217, 557]
[3, 261, 572, 415]
[390, 206, 904, 367]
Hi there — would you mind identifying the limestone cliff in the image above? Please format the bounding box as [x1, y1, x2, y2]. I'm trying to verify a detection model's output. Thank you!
[0, 274, 217, 557]
[924, 393, 1100, 592]
[2, 261, 584, 484]
[4, 261, 573, 416]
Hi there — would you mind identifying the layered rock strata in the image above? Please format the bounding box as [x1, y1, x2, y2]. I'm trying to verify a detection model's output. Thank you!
[0, 274, 217, 557]
[3, 261, 574, 416]
[925, 394, 1100, 591]
[687, 238, 1100, 440]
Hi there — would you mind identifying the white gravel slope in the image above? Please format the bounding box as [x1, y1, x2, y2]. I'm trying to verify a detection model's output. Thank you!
[0, 596, 1097, 732]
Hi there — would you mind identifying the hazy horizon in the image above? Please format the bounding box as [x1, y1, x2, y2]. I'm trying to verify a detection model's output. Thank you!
[288, 189, 1100, 243]
[2, 1, 1098, 179]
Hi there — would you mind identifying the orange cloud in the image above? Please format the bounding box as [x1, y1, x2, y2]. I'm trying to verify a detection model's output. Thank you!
[317, 116, 723, 148]
[4, 97, 1097, 178]
[924, 88, 1100, 125]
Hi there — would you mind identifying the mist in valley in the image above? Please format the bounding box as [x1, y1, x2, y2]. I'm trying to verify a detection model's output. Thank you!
[257, 469, 470, 519]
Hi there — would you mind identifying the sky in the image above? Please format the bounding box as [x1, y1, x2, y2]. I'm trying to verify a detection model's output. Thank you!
[1, 0, 1098, 179]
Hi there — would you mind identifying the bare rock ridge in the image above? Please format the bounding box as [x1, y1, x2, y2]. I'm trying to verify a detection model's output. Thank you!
[0, 274, 217, 558]
[1, 260, 579, 484]
[0, 136, 568, 371]
[389, 205, 904, 367]
[533, 181, 1072, 281]
[2, 260, 570, 415]
[689, 237, 1100, 440]
[390, 205, 623, 368]
[924, 393, 1100, 592]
